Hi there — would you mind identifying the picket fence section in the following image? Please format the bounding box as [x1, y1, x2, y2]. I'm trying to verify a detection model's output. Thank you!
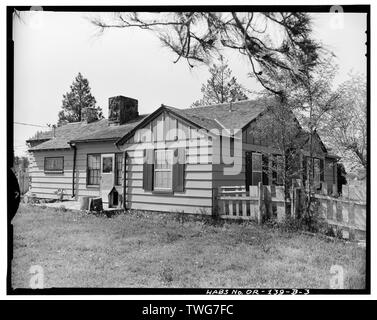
[215, 182, 366, 240]
[314, 194, 366, 238]
[216, 183, 287, 224]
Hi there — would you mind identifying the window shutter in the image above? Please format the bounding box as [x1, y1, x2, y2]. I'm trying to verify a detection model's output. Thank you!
[173, 148, 185, 192]
[272, 155, 277, 185]
[320, 159, 324, 182]
[262, 154, 269, 185]
[245, 151, 252, 188]
[143, 149, 154, 191]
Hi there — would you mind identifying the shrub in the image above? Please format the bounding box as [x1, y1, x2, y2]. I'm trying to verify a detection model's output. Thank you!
[297, 197, 328, 233]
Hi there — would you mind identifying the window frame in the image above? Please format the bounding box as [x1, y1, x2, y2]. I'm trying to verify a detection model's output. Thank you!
[115, 153, 123, 186]
[153, 149, 173, 191]
[87, 153, 101, 186]
[251, 152, 262, 186]
[44, 156, 64, 173]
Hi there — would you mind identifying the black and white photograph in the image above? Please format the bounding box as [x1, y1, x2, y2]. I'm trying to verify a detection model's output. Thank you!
[6, 4, 370, 297]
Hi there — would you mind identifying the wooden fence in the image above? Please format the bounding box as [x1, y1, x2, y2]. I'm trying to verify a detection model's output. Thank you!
[215, 182, 366, 240]
[314, 194, 366, 239]
[216, 183, 287, 224]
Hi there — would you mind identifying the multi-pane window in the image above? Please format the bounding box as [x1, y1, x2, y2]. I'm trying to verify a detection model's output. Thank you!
[44, 157, 64, 173]
[87, 154, 100, 185]
[115, 153, 123, 186]
[251, 152, 262, 185]
[154, 149, 173, 190]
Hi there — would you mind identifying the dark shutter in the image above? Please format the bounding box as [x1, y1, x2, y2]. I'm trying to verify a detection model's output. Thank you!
[245, 151, 252, 188]
[173, 148, 185, 192]
[320, 159, 324, 182]
[143, 149, 154, 191]
[262, 154, 269, 185]
[272, 155, 277, 185]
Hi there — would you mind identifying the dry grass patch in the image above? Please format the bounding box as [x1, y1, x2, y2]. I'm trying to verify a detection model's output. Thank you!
[11, 204, 366, 289]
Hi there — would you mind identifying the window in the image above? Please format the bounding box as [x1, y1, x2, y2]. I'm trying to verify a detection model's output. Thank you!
[251, 153, 262, 185]
[115, 153, 123, 186]
[154, 149, 173, 190]
[87, 154, 100, 185]
[44, 157, 64, 173]
[102, 156, 113, 173]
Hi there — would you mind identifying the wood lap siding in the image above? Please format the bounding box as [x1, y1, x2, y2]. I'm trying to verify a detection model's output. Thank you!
[120, 111, 214, 214]
[28, 149, 74, 199]
[74, 142, 124, 198]
[123, 143, 213, 214]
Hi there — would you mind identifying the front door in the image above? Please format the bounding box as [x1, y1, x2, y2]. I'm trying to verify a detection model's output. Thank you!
[100, 153, 115, 203]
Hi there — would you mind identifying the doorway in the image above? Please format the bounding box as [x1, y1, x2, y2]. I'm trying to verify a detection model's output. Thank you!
[100, 153, 115, 203]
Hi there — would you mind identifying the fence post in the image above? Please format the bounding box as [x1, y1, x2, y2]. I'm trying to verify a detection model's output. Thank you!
[257, 182, 263, 224]
[276, 187, 285, 222]
[265, 186, 272, 220]
[348, 202, 356, 240]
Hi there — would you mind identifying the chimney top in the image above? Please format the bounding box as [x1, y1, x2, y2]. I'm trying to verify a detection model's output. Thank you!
[108, 96, 139, 126]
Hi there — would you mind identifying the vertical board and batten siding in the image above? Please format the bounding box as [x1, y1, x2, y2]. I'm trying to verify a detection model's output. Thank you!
[73, 141, 124, 198]
[119, 111, 214, 214]
[28, 149, 75, 199]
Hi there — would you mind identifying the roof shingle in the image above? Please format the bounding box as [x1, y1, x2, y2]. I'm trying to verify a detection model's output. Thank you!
[28, 116, 146, 151]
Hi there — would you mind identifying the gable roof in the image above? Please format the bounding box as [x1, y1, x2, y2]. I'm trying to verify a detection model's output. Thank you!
[27, 98, 275, 151]
[116, 99, 271, 145]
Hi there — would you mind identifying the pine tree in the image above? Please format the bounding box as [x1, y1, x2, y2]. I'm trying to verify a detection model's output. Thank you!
[58, 72, 103, 125]
[191, 56, 248, 107]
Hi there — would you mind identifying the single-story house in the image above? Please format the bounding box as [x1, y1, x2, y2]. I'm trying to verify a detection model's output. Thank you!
[27, 95, 339, 214]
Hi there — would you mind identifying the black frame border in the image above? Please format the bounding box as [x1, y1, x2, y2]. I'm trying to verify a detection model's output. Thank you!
[6, 4, 371, 296]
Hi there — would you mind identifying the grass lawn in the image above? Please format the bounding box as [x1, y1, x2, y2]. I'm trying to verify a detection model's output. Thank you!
[11, 204, 366, 289]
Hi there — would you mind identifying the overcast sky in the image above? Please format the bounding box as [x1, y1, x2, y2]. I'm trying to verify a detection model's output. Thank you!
[13, 11, 367, 156]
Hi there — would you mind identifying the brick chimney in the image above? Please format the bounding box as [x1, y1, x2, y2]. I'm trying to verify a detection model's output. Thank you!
[81, 107, 98, 123]
[108, 96, 138, 126]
